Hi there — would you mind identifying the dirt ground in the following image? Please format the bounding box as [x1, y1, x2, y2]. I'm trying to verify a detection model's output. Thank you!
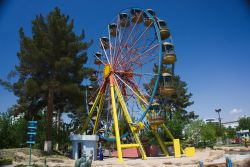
[93, 148, 224, 167]
[0, 148, 74, 167]
[0, 146, 249, 167]
[92, 147, 250, 167]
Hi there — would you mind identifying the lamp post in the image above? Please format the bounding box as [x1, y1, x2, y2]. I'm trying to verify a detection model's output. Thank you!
[215, 109, 222, 136]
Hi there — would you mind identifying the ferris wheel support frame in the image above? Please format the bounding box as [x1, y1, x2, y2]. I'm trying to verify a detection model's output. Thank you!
[83, 74, 147, 162]
[93, 93, 105, 134]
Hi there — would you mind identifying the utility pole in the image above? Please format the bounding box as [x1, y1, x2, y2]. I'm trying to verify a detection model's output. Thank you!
[215, 109, 222, 136]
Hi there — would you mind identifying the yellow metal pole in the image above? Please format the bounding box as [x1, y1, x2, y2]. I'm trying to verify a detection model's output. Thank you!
[82, 92, 101, 132]
[93, 93, 104, 134]
[162, 124, 174, 140]
[121, 144, 140, 148]
[110, 75, 123, 162]
[114, 82, 147, 160]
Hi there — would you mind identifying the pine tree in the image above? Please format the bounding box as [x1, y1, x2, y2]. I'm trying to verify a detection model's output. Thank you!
[1, 7, 91, 153]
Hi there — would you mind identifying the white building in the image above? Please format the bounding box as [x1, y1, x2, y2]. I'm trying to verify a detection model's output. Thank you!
[204, 118, 219, 123]
[236, 129, 249, 139]
[222, 121, 239, 128]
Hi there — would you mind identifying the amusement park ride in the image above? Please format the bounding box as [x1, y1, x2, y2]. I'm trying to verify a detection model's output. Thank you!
[82, 8, 193, 162]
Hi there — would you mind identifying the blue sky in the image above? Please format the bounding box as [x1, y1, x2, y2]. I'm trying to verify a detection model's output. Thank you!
[0, 0, 250, 122]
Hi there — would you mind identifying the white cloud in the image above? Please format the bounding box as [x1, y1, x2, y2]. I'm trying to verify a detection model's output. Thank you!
[229, 108, 242, 115]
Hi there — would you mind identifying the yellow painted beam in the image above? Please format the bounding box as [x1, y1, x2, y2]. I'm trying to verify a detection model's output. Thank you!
[162, 124, 174, 140]
[164, 141, 173, 146]
[113, 81, 147, 160]
[110, 76, 123, 162]
[82, 92, 101, 132]
[173, 139, 181, 158]
[93, 93, 104, 134]
[121, 144, 140, 149]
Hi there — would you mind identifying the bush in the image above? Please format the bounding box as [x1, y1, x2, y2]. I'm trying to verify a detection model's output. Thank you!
[0, 112, 27, 149]
[184, 120, 216, 148]
[0, 158, 13, 165]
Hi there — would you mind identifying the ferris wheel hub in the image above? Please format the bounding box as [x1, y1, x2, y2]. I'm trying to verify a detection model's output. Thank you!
[103, 64, 111, 78]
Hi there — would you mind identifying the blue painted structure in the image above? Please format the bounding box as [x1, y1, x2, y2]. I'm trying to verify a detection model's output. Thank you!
[27, 120, 37, 165]
[27, 121, 37, 144]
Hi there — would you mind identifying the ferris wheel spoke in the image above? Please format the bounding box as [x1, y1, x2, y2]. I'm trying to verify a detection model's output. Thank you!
[115, 22, 153, 68]
[114, 73, 149, 106]
[108, 26, 113, 65]
[116, 35, 154, 69]
[133, 42, 159, 59]
[141, 76, 154, 98]
[127, 89, 147, 120]
[129, 24, 151, 53]
[135, 37, 158, 55]
[131, 75, 144, 99]
[114, 19, 133, 65]
[122, 46, 158, 69]
[115, 71, 158, 77]
[118, 12, 143, 60]
[115, 30, 153, 67]
[124, 51, 158, 71]
[112, 17, 120, 66]
[128, 44, 159, 68]
[130, 57, 158, 72]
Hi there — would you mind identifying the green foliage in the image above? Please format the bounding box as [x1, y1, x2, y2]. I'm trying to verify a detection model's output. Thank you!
[140, 123, 158, 145]
[200, 123, 216, 145]
[0, 111, 71, 151]
[0, 112, 27, 149]
[237, 116, 250, 130]
[184, 120, 216, 147]
[34, 117, 71, 150]
[165, 112, 187, 139]
[52, 121, 71, 150]
[0, 158, 13, 165]
[225, 126, 236, 139]
[184, 120, 203, 146]
[118, 118, 130, 135]
[12, 6, 91, 119]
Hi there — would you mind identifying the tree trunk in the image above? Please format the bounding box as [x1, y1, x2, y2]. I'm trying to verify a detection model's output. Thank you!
[44, 88, 54, 153]
[55, 111, 60, 151]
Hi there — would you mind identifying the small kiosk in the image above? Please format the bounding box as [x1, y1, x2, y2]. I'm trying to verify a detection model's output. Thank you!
[70, 135, 99, 160]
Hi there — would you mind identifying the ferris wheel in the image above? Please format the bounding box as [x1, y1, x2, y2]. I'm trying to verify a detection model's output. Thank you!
[83, 8, 177, 161]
